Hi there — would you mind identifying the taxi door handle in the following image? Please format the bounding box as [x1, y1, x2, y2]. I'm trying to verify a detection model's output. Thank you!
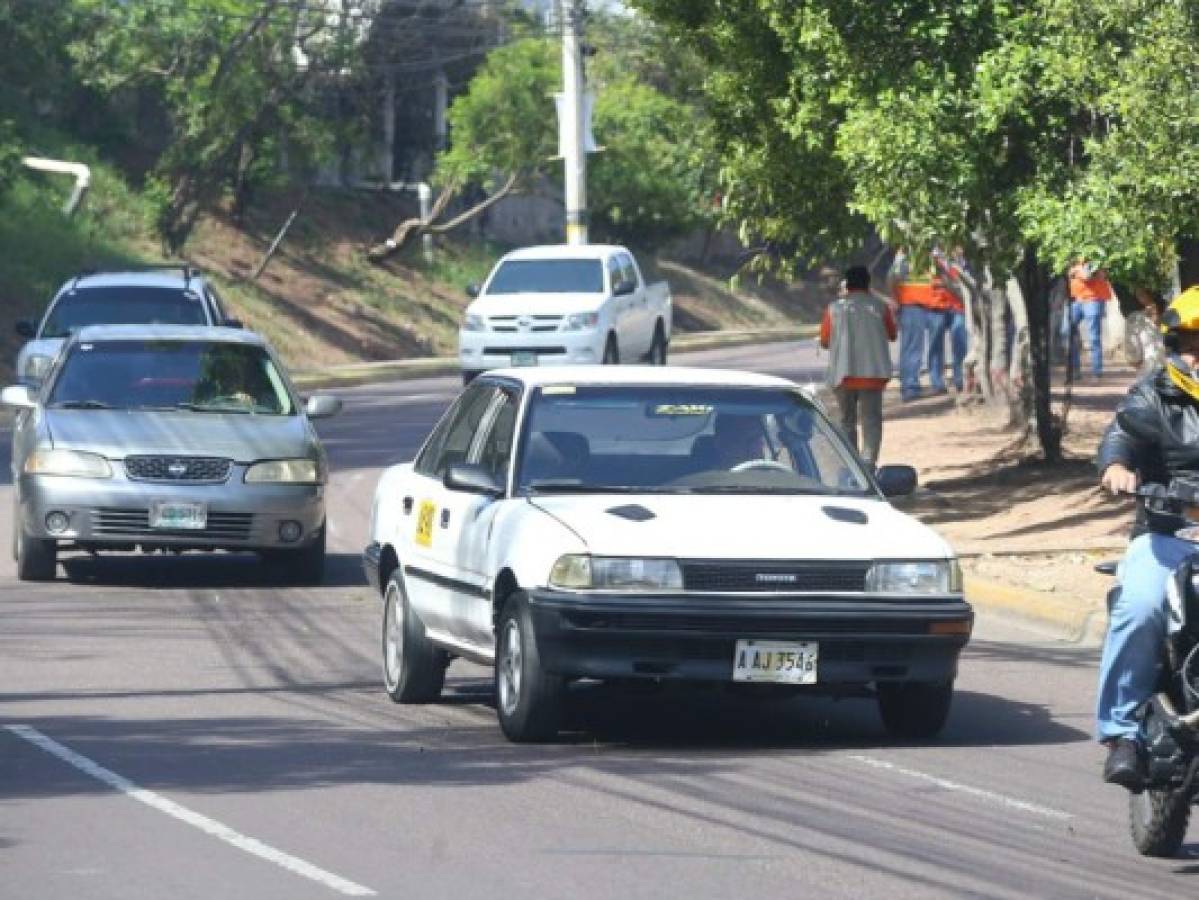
[402, 496, 413, 515]
[440, 509, 451, 529]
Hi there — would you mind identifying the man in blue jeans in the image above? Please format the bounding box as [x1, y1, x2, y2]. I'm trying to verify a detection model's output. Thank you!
[1096, 287, 1199, 790]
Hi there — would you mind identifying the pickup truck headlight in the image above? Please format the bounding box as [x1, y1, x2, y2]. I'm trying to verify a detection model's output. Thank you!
[562, 312, 599, 331]
[24, 449, 112, 478]
[462, 314, 486, 332]
[22, 354, 53, 382]
[549, 555, 684, 592]
[244, 458, 323, 484]
[867, 560, 962, 594]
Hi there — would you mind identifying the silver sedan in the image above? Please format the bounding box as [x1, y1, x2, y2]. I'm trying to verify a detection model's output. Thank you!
[2, 325, 340, 583]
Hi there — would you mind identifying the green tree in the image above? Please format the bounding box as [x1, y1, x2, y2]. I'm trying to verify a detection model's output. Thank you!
[635, 0, 1199, 460]
[369, 33, 718, 259]
[71, 0, 359, 252]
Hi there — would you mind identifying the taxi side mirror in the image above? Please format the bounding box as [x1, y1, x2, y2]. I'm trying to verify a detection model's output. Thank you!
[445, 463, 503, 498]
[876, 464, 917, 498]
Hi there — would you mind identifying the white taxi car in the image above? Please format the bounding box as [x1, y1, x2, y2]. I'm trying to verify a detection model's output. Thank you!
[363, 367, 972, 742]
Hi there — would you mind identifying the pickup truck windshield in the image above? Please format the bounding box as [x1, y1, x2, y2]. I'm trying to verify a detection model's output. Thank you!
[49, 340, 295, 415]
[486, 259, 605, 294]
[518, 386, 872, 495]
[41, 287, 208, 338]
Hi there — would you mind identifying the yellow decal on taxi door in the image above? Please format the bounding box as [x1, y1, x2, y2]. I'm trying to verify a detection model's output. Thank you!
[415, 500, 436, 547]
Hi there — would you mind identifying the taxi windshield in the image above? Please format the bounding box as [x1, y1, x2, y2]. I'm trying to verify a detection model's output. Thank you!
[517, 386, 872, 495]
[48, 340, 295, 415]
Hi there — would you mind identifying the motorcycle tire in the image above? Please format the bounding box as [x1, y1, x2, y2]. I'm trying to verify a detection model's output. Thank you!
[1129, 786, 1191, 857]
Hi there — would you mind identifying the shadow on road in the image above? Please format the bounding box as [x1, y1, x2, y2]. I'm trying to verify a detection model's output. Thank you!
[56, 550, 367, 589]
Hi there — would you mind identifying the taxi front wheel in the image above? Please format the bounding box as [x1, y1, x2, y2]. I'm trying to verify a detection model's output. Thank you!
[382, 572, 446, 703]
[495, 592, 563, 742]
[877, 679, 954, 740]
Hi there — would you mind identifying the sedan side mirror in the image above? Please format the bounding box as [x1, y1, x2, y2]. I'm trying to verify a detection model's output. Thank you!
[304, 394, 342, 419]
[15, 320, 35, 338]
[223, 318, 244, 329]
[1, 384, 36, 409]
[876, 464, 918, 498]
[466, 283, 481, 299]
[445, 463, 503, 498]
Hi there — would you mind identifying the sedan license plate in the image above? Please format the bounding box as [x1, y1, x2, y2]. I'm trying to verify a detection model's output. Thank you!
[733, 639, 818, 684]
[149, 501, 207, 530]
[510, 350, 538, 367]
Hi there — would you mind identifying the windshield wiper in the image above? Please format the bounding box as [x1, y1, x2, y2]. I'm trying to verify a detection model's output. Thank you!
[526, 480, 647, 494]
[173, 402, 253, 414]
[688, 485, 838, 495]
[50, 400, 111, 410]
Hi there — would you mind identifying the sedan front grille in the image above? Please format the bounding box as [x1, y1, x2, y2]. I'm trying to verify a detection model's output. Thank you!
[125, 456, 232, 483]
[90, 508, 254, 541]
[681, 560, 870, 593]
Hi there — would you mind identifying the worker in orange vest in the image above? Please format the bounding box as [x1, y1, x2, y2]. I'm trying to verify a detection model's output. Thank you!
[1065, 257, 1113, 378]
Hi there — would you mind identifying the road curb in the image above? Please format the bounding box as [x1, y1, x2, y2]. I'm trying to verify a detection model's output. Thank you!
[964, 574, 1107, 644]
[291, 325, 818, 390]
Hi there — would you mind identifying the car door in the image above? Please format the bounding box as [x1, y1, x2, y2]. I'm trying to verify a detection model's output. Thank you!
[399, 382, 498, 640]
[438, 383, 520, 648]
[607, 254, 635, 358]
[619, 252, 652, 357]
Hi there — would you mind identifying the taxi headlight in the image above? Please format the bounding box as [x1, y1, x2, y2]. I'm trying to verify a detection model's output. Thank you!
[245, 458, 323, 484]
[24, 448, 112, 478]
[23, 354, 53, 381]
[867, 560, 962, 594]
[549, 555, 683, 592]
[462, 313, 487, 332]
[562, 312, 599, 332]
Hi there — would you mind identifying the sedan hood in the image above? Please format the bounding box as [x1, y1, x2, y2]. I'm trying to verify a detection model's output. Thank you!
[528, 494, 953, 560]
[46, 409, 314, 461]
[469, 293, 603, 317]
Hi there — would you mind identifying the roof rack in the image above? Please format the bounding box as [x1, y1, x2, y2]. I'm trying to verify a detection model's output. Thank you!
[69, 262, 199, 290]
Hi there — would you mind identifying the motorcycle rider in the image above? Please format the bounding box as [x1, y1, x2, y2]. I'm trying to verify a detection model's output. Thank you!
[1097, 286, 1199, 790]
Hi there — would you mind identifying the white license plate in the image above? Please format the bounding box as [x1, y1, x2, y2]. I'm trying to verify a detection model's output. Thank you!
[149, 501, 207, 530]
[510, 350, 538, 367]
[732, 639, 818, 684]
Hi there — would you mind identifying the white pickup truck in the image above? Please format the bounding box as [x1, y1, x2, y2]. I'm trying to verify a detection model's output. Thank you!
[458, 244, 672, 384]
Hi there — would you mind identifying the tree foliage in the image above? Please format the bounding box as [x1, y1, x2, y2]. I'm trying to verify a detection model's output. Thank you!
[70, 0, 360, 252]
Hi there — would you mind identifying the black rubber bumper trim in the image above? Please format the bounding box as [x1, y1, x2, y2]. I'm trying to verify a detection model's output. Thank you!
[362, 541, 383, 593]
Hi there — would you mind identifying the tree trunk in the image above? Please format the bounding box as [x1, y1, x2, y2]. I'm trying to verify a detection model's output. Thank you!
[1017, 247, 1062, 462]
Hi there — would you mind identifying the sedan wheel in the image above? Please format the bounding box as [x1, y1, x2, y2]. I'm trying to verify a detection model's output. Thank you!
[382, 572, 445, 703]
[15, 515, 56, 582]
[877, 680, 954, 739]
[495, 592, 563, 742]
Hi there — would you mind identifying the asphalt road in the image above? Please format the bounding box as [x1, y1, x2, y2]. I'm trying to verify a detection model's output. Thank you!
[2, 341, 1195, 899]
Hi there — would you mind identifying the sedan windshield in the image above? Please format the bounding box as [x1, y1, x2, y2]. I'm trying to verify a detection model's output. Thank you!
[486, 259, 604, 294]
[517, 386, 872, 495]
[41, 287, 208, 338]
[48, 340, 295, 415]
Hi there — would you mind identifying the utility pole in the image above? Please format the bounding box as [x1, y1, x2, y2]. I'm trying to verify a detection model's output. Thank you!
[559, 0, 588, 245]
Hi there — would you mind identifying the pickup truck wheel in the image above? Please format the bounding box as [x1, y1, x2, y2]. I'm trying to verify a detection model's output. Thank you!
[15, 524, 56, 582]
[648, 325, 668, 365]
[382, 572, 446, 703]
[495, 592, 563, 742]
[602, 334, 620, 365]
[877, 680, 953, 739]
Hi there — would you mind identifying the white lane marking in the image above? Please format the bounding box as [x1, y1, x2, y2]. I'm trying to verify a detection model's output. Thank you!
[849, 754, 1073, 822]
[6, 725, 376, 897]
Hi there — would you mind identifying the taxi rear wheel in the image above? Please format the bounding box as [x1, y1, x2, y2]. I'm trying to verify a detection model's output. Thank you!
[382, 572, 445, 703]
[877, 680, 954, 739]
[495, 592, 563, 742]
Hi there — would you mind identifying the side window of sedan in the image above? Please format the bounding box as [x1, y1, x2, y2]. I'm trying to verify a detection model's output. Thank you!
[476, 390, 519, 485]
[419, 384, 497, 479]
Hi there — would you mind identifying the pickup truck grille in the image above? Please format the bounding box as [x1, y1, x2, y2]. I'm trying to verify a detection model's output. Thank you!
[487, 314, 565, 333]
[681, 560, 870, 593]
[483, 346, 567, 355]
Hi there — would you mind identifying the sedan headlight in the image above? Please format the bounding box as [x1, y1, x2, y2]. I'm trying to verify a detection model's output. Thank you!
[462, 313, 487, 332]
[244, 458, 323, 484]
[549, 554, 683, 592]
[867, 560, 962, 594]
[24, 448, 112, 478]
[22, 354, 53, 381]
[562, 312, 599, 332]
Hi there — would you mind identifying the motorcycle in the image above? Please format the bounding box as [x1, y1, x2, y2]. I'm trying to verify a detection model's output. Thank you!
[1098, 479, 1199, 857]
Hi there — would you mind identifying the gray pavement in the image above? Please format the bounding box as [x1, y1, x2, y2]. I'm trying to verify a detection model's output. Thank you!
[2, 341, 1193, 899]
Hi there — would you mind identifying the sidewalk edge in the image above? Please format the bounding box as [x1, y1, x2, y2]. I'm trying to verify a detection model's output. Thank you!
[964, 575, 1107, 644]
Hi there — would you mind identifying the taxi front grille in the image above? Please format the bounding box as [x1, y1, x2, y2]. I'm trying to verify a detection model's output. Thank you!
[681, 560, 870, 593]
[90, 508, 254, 540]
